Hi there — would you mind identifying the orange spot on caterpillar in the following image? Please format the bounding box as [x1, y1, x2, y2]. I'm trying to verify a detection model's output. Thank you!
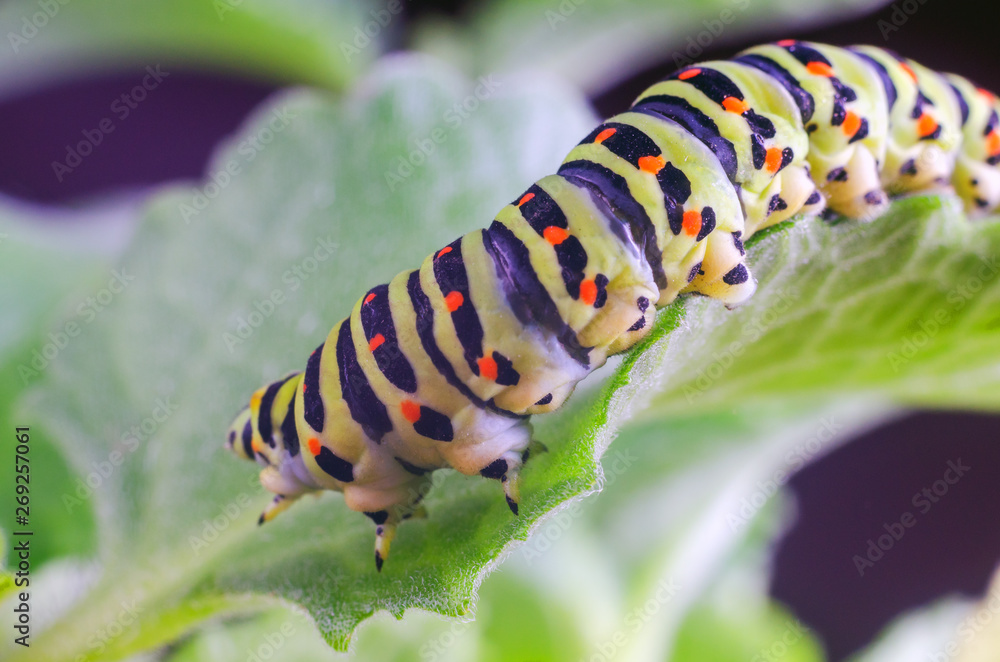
[579, 279, 597, 306]
[764, 148, 783, 174]
[477, 356, 498, 381]
[307, 438, 321, 455]
[842, 111, 862, 137]
[776, 39, 796, 47]
[250, 392, 262, 408]
[678, 68, 701, 80]
[369, 333, 385, 352]
[543, 226, 569, 245]
[400, 400, 421, 423]
[722, 96, 749, 114]
[682, 210, 702, 237]
[978, 87, 995, 100]
[435, 246, 452, 259]
[899, 63, 918, 82]
[364, 292, 376, 304]
[594, 128, 616, 143]
[517, 193, 535, 207]
[444, 291, 464, 312]
[252, 439, 263, 454]
[917, 113, 938, 138]
[806, 61, 834, 78]
[637, 155, 665, 174]
[986, 131, 1000, 155]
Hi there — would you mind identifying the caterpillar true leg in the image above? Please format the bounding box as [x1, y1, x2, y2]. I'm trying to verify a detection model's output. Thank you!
[478, 448, 530, 515]
[367, 504, 418, 572]
[363, 488, 431, 571]
[258, 493, 300, 525]
[227, 40, 1000, 570]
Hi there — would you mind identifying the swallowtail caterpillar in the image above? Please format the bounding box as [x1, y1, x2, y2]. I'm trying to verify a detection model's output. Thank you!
[226, 41, 1000, 571]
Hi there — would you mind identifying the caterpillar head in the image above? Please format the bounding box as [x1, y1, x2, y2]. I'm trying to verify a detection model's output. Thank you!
[224, 372, 302, 466]
[225, 405, 255, 461]
[954, 156, 1000, 217]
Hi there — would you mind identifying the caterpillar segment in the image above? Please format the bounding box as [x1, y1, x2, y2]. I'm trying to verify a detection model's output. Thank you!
[947, 76, 1000, 213]
[226, 41, 1000, 570]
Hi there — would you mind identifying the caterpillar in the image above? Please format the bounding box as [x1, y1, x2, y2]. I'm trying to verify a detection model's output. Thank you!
[225, 41, 1000, 571]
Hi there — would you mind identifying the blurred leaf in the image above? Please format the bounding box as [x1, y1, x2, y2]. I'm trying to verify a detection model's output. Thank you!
[846, 598, 975, 662]
[501, 402, 885, 662]
[668, 503, 826, 662]
[165, 572, 587, 662]
[672, 603, 822, 661]
[163, 607, 337, 662]
[0, 200, 132, 570]
[0, 198, 131, 356]
[954, 567, 1000, 662]
[0, 0, 377, 99]
[849, 566, 1000, 662]
[413, 0, 891, 95]
[9, 52, 1000, 661]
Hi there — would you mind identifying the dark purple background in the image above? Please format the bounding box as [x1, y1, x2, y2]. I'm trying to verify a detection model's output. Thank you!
[3, 0, 997, 658]
[0, 73, 275, 203]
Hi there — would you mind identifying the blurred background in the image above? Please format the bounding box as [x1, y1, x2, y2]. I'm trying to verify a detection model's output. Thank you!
[1, 0, 998, 660]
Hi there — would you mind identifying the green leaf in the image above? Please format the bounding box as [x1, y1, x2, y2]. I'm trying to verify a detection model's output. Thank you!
[412, 0, 891, 95]
[668, 502, 825, 662]
[0, 0, 374, 97]
[642, 195, 1000, 415]
[0, 201, 131, 569]
[11, 53, 1000, 660]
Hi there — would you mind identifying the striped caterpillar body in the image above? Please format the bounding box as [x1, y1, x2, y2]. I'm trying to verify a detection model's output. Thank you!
[225, 41, 1000, 571]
